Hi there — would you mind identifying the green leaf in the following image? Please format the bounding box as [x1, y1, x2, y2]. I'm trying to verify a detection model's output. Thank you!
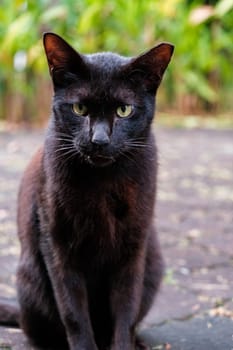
[215, 0, 233, 17]
[40, 5, 68, 23]
[184, 71, 217, 102]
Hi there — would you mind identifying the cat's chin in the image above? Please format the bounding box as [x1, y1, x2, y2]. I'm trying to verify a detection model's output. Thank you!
[86, 155, 115, 167]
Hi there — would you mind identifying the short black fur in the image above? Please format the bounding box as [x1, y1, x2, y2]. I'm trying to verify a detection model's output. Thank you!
[0, 33, 174, 350]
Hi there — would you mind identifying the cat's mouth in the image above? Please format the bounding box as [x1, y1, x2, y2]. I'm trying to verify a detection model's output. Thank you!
[86, 154, 115, 167]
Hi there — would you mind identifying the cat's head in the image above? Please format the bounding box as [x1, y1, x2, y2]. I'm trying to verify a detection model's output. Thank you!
[43, 33, 174, 167]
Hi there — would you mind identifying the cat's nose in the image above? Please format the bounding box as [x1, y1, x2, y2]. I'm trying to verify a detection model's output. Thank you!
[91, 134, 110, 146]
[91, 121, 110, 146]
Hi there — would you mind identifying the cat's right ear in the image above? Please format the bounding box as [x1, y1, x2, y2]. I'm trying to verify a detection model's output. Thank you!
[43, 32, 88, 87]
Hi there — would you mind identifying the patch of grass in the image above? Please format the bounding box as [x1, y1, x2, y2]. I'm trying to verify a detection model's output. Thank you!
[163, 268, 177, 286]
[0, 344, 11, 350]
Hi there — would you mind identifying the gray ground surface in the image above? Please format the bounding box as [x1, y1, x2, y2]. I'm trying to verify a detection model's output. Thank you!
[0, 126, 232, 349]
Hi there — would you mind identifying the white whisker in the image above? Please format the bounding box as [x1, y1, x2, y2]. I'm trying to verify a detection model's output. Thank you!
[54, 138, 74, 143]
[124, 137, 152, 150]
[54, 145, 74, 153]
[54, 148, 77, 164]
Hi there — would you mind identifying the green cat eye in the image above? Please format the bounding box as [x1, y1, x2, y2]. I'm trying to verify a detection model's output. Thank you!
[116, 105, 133, 118]
[72, 103, 88, 117]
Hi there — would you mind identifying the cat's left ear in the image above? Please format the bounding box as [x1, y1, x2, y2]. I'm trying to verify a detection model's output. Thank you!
[125, 43, 174, 93]
[43, 32, 88, 87]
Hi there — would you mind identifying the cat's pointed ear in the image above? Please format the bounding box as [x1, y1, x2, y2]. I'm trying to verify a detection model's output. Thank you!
[126, 43, 174, 93]
[43, 32, 88, 87]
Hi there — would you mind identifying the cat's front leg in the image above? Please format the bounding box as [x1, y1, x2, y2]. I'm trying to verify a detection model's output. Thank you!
[110, 253, 145, 350]
[40, 240, 98, 350]
[51, 270, 97, 350]
[50, 270, 98, 350]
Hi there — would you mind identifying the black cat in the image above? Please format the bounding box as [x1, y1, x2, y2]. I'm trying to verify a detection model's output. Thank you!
[0, 33, 173, 350]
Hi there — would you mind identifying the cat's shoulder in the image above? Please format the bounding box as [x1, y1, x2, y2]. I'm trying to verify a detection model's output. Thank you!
[21, 147, 44, 187]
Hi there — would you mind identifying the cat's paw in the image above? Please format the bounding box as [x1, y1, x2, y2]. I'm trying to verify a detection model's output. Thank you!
[135, 337, 150, 350]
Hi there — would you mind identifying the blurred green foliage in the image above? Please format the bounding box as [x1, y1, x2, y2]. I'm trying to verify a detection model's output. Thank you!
[0, 0, 233, 122]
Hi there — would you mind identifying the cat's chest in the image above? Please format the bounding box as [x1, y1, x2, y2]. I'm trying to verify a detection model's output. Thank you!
[71, 185, 130, 232]
[61, 179, 138, 243]
[57, 184, 134, 266]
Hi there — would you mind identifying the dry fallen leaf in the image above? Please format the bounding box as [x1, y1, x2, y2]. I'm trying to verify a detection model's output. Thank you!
[209, 307, 233, 319]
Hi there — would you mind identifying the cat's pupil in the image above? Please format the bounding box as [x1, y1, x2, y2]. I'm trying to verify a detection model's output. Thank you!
[78, 104, 85, 112]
